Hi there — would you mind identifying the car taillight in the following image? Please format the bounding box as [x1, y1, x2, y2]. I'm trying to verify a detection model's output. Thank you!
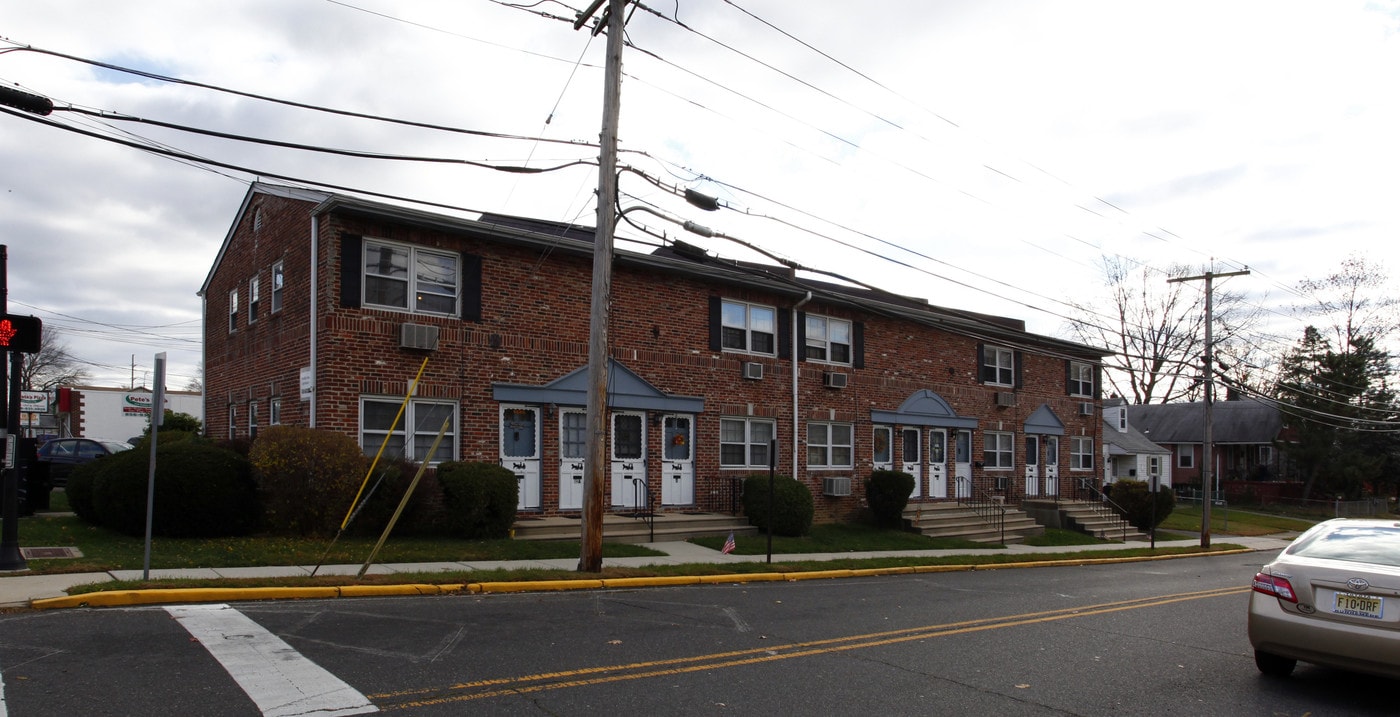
[1252, 572, 1297, 603]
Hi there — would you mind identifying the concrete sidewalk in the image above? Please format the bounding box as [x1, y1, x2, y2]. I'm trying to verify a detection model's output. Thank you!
[0, 534, 1292, 610]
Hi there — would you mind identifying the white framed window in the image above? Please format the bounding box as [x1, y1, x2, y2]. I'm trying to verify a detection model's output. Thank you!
[804, 314, 852, 364]
[269, 397, 282, 426]
[270, 261, 284, 314]
[227, 404, 237, 440]
[1177, 443, 1194, 469]
[361, 397, 458, 464]
[1068, 361, 1094, 397]
[1258, 445, 1274, 466]
[721, 300, 776, 355]
[1070, 436, 1094, 471]
[248, 400, 259, 438]
[228, 288, 239, 333]
[981, 345, 1015, 386]
[363, 239, 460, 316]
[983, 431, 1014, 470]
[248, 275, 260, 324]
[1148, 455, 1162, 477]
[720, 417, 774, 468]
[806, 422, 853, 468]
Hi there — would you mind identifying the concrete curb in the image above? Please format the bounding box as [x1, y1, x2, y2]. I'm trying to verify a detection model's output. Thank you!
[27, 548, 1257, 610]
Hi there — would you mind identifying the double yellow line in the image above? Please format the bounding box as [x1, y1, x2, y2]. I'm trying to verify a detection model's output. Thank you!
[371, 585, 1248, 710]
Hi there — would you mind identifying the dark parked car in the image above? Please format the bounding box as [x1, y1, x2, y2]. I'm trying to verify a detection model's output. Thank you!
[35, 437, 134, 487]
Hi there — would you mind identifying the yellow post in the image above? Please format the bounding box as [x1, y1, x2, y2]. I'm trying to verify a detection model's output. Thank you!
[357, 415, 450, 578]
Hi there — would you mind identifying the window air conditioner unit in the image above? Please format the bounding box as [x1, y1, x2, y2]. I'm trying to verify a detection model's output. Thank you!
[400, 323, 440, 351]
[743, 362, 764, 380]
[823, 371, 848, 389]
[822, 476, 852, 497]
[995, 391, 1016, 407]
[1079, 402, 1094, 416]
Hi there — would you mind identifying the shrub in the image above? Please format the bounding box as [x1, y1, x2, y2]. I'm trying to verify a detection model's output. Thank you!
[436, 461, 519, 539]
[1109, 478, 1176, 530]
[865, 470, 915, 528]
[249, 426, 369, 536]
[65, 457, 110, 525]
[345, 457, 443, 537]
[87, 442, 259, 537]
[741, 474, 814, 537]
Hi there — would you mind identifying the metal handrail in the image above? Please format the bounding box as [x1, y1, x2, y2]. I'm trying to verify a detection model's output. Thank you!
[1076, 479, 1130, 542]
[961, 485, 1008, 546]
[628, 477, 653, 542]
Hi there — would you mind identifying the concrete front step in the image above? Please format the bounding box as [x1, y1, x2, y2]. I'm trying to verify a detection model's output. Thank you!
[1021, 500, 1152, 542]
[512, 512, 757, 544]
[902, 502, 1046, 544]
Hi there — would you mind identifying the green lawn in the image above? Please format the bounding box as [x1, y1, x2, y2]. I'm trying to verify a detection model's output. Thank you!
[691, 522, 1001, 554]
[1160, 505, 1318, 536]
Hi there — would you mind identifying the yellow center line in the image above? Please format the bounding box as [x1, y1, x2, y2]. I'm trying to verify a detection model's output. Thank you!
[370, 585, 1248, 711]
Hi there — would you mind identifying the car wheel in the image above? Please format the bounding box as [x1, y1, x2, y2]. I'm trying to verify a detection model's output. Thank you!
[1255, 649, 1296, 677]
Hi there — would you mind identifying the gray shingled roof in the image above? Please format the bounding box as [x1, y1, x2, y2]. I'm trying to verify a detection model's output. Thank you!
[1125, 398, 1282, 444]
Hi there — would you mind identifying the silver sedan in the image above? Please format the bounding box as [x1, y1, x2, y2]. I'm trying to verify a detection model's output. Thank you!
[1248, 518, 1400, 678]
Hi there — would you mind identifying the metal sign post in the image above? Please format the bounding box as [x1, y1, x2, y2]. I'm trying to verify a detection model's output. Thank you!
[141, 353, 166, 580]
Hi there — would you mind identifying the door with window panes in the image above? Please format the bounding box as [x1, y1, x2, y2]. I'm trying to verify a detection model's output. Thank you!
[872, 426, 894, 472]
[1044, 436, 1060, 497]
[610, 412, 647, 509]
[901, 428, 921, 499]
[558, 410, 587, 510]
[661, 415, 694, 505]
[1024, 435, 1040, 497]
[928, 429, 948, 498]
[954, 430, 972, 499]
[500, 406, 542, 510]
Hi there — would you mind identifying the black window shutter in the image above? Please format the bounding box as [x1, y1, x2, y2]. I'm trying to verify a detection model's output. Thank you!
[1014, 351, 1024, 388]
[777, 308, 791, 360]
[853, 321, 865, 369]
[460, 252, 482, 322]
[1065, 360, 1074, 395]
[1093, 364, 1102, 399]
[708, 297, 722, 351]
[795, 311, 807, 362]
[340, 234, 362, 308]
[975, 344, 986, 383]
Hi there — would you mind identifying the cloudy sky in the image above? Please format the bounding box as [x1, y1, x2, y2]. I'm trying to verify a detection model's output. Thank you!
[3, 0, 1398, 394]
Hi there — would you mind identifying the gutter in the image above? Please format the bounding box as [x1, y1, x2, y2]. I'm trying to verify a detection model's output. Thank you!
[792, 291, 812, 475]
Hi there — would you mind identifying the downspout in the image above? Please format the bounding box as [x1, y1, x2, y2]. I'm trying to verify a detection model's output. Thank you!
[792, 291, 812, 476]
[308, 213, 319, 428]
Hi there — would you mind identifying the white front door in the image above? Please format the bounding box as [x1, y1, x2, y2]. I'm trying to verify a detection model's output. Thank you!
[1044, 436, 1060, 497]
[1024, 435, 1040, 497]
[928, 429, 948, 499]
[558, 409, 586, 510]
[661, 414, 694, 505]
[500, 405, 541, 510]
[954, 430, 972, 499]
[901, 428, 921, 499]
[872, 425, 894, 472]
[610, 412, 647, 509]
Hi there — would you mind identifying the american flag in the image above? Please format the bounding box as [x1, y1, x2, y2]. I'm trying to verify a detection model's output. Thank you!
[721, 532, 736, 554]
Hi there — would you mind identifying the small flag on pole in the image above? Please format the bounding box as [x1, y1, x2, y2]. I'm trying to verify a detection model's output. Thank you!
[721, 532, 736, 554]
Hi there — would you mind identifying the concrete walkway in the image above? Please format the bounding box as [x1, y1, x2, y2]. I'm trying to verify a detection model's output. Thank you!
[0, 533, 1293, 610]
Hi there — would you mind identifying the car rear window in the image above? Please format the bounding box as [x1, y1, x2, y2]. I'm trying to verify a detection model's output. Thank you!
[1286, 523, 1400, 567]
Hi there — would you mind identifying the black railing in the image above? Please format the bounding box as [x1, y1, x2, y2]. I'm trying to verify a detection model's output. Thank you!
[1075, 478, 1129, 542]
[959, 483, 1007, 546]
[626, 477, 654, 542]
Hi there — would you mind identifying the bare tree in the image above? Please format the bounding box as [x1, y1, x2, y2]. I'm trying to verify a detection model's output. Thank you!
[1294, 253, 1400, 356]
[20, 330, 90, 390]
[1064, 256, 1260, 404]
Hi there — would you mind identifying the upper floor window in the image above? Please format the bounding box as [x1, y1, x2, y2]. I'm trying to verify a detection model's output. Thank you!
[980, 345, 1015, 386]
[804, 314, 852, 364]
[228, 289, 239, 333]
[1068, 361, 1094, 397]
[270, 261, 285, 313]
[1177, 443, 1194, 469]
[807, 422, 853, 468]
[248, 276, 260, 324]
[364, 239, 460, 316]
[721, 300, 776, 355]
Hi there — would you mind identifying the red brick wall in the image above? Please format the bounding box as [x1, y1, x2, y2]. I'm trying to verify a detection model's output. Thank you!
[206, 191, 1104, 523]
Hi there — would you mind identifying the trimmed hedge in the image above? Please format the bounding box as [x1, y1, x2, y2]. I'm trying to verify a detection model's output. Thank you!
[346, 457, 442, 536]
[866, 470, 916, 528]
[1109, 478, 1176, 530]
[249, 426, 369, 536]
[741, 474, 814, 537]
[437, 461, 519, 539]
[82, 442, 259, 537]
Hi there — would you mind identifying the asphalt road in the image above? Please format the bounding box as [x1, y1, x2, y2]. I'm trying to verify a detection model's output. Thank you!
[3, 549, 1396, 716]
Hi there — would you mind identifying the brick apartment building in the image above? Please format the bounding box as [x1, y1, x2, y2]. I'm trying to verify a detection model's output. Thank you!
[200, 183, 1109, 522]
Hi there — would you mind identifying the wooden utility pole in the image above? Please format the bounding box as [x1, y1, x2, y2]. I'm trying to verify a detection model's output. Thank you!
[578, 0, 627, 572]
[1169, 267, 1249, 549]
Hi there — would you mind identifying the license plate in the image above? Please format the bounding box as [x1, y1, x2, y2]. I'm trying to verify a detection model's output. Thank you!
[1333, 591, 1384, 620]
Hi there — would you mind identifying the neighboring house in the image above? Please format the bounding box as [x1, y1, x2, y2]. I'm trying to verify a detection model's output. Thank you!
[1126, 397, 1287, 494]
[199, 183, 1110, 522]
[1101, 398, 1172, 490]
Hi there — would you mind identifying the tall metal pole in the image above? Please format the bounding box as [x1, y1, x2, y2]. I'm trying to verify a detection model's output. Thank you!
[0, 245, 24, 571]
[579, 0, 627, 573]
[1169, 268, 1248, 549]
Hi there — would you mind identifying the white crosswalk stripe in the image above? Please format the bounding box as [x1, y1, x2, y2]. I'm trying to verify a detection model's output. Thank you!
[165, 604, 376, 717]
